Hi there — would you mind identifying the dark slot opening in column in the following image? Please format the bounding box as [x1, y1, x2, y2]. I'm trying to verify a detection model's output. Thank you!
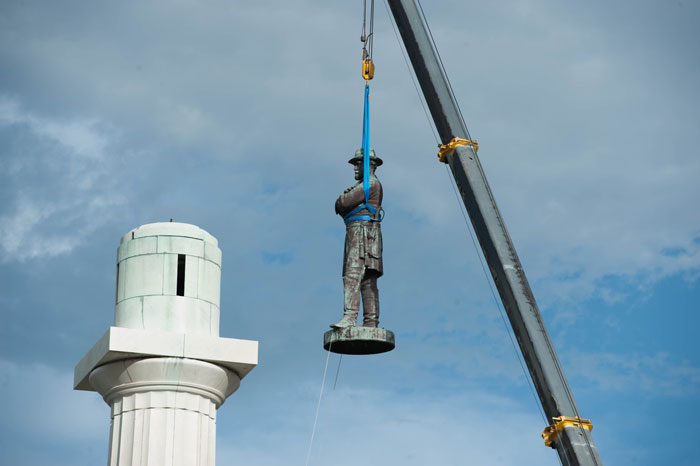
[176, 254, 186, 296]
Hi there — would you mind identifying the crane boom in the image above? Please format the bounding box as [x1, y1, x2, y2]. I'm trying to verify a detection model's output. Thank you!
[385, 1, 603, 464]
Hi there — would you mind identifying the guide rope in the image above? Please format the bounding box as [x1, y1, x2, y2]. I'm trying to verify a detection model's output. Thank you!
[305, 341, 332, 466]
[305, 345, 344, 466]
[333, 354, 343, 390]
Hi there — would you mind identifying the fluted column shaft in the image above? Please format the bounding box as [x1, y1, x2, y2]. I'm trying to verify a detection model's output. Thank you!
[89, 357, 239, 466]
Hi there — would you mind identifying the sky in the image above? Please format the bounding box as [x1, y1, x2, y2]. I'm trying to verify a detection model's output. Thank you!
[1, 0, 699, 465]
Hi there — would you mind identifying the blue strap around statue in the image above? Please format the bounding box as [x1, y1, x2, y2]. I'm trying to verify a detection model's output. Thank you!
[362, 83, 370, 205]
[343, 83, 383, 225]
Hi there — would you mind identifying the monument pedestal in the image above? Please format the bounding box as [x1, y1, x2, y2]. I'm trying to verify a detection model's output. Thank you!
[74, 223, 258, 466]
[323, 327, 395, 355]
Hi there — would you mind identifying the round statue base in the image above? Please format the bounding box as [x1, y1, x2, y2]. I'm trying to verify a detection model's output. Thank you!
[323, 327, 395, 355]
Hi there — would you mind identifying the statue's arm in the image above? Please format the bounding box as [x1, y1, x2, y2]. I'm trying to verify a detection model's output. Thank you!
[335, 183, 364, 216]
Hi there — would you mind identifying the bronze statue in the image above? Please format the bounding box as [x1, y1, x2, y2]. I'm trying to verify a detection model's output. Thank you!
[331, 148, 384, 329]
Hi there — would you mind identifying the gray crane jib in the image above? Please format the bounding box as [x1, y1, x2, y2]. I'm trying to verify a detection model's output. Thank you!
[385, 1, 603, 465]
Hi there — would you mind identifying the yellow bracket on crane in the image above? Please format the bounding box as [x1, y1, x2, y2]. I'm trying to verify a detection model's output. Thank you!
[437, 137, 479, 163]
[362, 58, 375, 82]
[542, 416, 594, 448]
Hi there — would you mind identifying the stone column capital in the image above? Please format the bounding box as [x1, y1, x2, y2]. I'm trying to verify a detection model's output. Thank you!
[89, 357, 240, 407]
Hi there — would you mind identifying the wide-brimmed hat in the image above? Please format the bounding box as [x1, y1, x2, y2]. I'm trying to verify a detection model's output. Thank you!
[348, 148, 383, 166]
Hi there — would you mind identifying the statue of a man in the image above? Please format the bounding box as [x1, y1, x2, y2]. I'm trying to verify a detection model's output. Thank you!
[331, 148, 384, 329]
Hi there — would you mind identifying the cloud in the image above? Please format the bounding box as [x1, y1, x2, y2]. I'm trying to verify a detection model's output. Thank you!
[0, 358, 108, 465]
[0, 96, 126, 262]
[218, 384, 555, 466]
[0, 3, 698, 465]
[2, 0, 696, 303]
[565, 350, 700, 397]
[409, 0, 700, 307]
[0, 97, 107, 160]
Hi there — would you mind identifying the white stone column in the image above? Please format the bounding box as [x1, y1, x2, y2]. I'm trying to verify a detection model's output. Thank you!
[90, 358, 236, 466]
[75, 223, 257, 466]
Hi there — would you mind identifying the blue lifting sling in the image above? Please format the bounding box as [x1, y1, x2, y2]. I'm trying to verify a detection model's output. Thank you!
[343, 83, 384, 225]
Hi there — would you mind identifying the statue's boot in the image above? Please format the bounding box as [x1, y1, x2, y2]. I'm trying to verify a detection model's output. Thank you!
[361, 304, 379, 328]
[361, 275, 380, 328]
[332, 268, 362, 328]
[330, 310, 357, 329]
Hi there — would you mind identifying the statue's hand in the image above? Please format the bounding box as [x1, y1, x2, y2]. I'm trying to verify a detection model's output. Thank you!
[334, 197, 342, 215]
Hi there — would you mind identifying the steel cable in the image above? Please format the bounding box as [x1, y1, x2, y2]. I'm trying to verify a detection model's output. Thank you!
[382, 0, 440, 144]
[415, 2, 594, 462]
